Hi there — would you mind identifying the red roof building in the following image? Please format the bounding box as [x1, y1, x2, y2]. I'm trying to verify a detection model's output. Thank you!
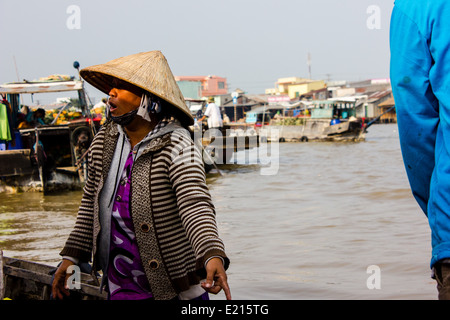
[175, 75, 228, 98]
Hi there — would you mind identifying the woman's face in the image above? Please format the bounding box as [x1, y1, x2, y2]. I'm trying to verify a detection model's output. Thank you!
[108, 79, 143, 116]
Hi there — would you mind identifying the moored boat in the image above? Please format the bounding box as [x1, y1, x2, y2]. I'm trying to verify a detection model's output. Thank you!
[261, 117, 366, 142]
[0, 74, 102, 194]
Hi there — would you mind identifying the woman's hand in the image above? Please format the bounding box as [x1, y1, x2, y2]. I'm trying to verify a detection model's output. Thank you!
[51, 259, 75, 300]
[201, 257, 231, 300]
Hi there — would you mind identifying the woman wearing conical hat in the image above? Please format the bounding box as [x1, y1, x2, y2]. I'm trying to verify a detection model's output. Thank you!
[51, 51, 231, 300]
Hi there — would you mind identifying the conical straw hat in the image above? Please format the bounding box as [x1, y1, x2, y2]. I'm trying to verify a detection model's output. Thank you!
[80, 51, 193, 125]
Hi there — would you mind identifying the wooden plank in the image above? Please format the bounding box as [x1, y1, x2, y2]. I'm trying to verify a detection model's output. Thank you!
[74, 282, 107, 299]
[0, 250, 5, 300]
[203, 136, 259, 150]
[3, 265, 106, 299]
[3, 265, 53, 286]
[0, 150, 33, 176]
[0, 149, 31, 156]
[55, 166, 79, 176]
[3, 257, 106, 300]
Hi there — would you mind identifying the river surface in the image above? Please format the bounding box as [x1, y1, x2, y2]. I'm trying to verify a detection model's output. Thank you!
[0, 124, 437, 299]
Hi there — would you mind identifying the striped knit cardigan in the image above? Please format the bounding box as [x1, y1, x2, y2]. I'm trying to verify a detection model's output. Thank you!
[60, 120, 229, 300]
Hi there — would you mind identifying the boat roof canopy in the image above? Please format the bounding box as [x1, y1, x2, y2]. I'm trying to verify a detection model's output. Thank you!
[0, 80, 83, 94]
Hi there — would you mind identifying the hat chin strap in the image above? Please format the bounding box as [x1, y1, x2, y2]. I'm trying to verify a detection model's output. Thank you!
[137, 93, 161, 123]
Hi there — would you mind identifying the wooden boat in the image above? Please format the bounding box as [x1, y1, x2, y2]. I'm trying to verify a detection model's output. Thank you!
[260, 117, 366, 142]
[0, 252, 106, 300]
[187, 99, 260, 172]
[194, 123, 260, 174]
[0, 75, 102, 194]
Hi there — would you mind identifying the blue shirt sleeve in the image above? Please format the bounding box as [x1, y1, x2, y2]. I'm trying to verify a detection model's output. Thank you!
[390, 5, 439, 215]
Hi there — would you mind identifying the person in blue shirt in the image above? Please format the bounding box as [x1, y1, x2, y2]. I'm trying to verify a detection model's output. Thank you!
[28, 108, 46, 126]
[390, 0, 450, 299]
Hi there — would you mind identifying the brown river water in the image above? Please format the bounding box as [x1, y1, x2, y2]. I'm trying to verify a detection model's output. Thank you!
[0, 124, 437, 299]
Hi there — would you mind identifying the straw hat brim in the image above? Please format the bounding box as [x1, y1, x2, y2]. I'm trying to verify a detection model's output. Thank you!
[80, 51, 194, 126]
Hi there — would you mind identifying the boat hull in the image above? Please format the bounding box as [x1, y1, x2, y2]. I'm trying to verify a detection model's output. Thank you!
[260, 118, 365, 142]
[0, 122, 94, 193]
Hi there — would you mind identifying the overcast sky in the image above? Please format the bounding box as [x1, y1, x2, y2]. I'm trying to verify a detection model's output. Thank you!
[0, 0, 393, 104]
